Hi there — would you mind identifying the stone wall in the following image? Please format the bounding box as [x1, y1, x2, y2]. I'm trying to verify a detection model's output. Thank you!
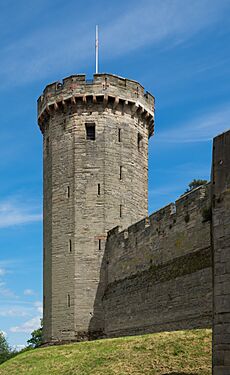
[212, 131, 230, 374]
[103, 184, 213, 337]
[38, 73, 154, 343]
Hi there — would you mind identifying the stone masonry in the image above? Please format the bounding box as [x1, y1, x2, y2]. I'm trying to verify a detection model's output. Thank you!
[37, 73, 154, 342]
[103, 184, 213, 338]
[38, 73, 230, 374]
[212, 131, 230, 374]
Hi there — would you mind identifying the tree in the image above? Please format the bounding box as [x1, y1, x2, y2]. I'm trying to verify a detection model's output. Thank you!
[0, 331, 13, 364]
[27, 319, 43, 348]
[186, 179, 208, 193]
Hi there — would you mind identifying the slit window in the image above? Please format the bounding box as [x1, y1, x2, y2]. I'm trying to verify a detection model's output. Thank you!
[138, 133, 143, 150]
[120, 166, 122, 180]
[67, 294, 70, 307]
[120, 204, 122, 218]
[118, 128, 121, 142]
[99, 239, 101, 250]
[67, 186, 70, 198]
[98, 183, 101, 196]
[46, 137, 49, 155]
[85, 123, 96, 140]
[69, 239, 72, 253]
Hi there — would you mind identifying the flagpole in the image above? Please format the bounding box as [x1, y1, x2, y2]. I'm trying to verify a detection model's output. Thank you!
[96, 25, 99, 74]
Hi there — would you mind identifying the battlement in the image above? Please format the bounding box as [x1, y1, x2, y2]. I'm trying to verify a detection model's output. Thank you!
[37, 73, 155, 135]
[107, 183, 211, 243]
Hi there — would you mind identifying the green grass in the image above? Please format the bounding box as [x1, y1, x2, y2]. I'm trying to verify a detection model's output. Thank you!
[0, 329, 211, 375]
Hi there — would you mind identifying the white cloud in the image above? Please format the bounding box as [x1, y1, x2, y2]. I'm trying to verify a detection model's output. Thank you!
[0, 268, 6, 277]
[0, 197, 42, 228]
[34, 301, 43, 315]
[155, 104, 230, 144]
[0, 281, 17, 298]
[0, 300, 42, 318]
[0, 308, 29, 317]
[6, 301, 42, 333]
[0, 0, 228, 88]
[24, 289, 35, 296]
[102, 0, 229, 57]
[10, 316, 41, 333]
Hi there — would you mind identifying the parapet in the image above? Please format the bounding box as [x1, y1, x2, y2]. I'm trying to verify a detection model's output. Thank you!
[37, 73, 155, 135]
[107, 183, 211, 242]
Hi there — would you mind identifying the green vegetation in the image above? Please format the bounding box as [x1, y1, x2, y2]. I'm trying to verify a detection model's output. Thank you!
[0, 332, 17, 365]
[185, 179, 208, 193]
[0, 329, 211, 375]
[27, 320, 43, 348]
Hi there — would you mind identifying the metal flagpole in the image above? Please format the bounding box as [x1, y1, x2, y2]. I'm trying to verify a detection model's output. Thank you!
[96, 25, 99, 74]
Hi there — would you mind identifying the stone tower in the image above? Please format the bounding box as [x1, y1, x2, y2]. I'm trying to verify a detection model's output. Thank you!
[37, 73, 154, 343]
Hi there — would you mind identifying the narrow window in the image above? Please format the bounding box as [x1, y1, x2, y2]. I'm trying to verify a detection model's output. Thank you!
[118, 128, 121, 142]
[46, 137, 49, 155]
[67, 294, 70, 307]
[85, 123, 95, 140]
[120, 166, 122, 180]
[69, 239, 72, 253]
[120, 204, 122, 218]
[67, 186, 70, 198]
[98, 183, 101, 196]
[138, 133, 143, 150]
[99, 239, 101, 250]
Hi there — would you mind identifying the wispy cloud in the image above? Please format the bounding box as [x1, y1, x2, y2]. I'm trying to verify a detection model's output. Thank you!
[0, 197, 42, 228]
[0, 307, 29, 318]
[0, 263, 17, 298]
[9, 301, 42, 333]
[10, 316, 41, 333]
[149, 185, 183, 198]
[0, 268, 6, 277]
[0, 281, 17, 299]
[155, 103, 230, 144]
[34, 301, 43, 315]
[23, 289, 36, 296]
[0, 301, 42, 319]
[0, 0, 228, 88]
[102, 0, 228, 56]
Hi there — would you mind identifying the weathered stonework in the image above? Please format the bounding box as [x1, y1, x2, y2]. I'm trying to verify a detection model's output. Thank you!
[38, 73, 230, 375]
[38, 73, 154, 343]
[103, 184, 213, 337]
[212, 131, 230, 375]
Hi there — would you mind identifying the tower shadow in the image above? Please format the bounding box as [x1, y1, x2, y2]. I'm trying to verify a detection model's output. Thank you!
[88, 237, 109, 339]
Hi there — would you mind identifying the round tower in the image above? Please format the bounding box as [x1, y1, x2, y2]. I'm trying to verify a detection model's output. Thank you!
[37, 73, 154, 343]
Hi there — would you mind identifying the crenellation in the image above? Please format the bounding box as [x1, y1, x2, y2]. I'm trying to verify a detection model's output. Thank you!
[39, 72, 152, 343]
[38, 71, 230, 375]
[37, 74, 155, 134]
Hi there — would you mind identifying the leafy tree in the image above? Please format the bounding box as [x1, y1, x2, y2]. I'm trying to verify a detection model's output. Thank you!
[27, 319, 43, 348]
[0, 331, 14, 364]
[186, 179, 208, 193]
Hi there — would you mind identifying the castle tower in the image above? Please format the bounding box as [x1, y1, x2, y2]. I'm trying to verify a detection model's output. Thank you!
[37, 73, 154, 343]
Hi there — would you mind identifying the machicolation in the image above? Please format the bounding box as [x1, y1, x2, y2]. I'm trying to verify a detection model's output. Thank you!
[37, 72, 230, 375]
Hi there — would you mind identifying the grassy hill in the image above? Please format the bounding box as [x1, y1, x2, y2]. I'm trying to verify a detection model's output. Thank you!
[0, 329, 211, 375]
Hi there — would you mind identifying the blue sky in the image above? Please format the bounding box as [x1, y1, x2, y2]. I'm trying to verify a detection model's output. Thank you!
[0, 0, 230, 348]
